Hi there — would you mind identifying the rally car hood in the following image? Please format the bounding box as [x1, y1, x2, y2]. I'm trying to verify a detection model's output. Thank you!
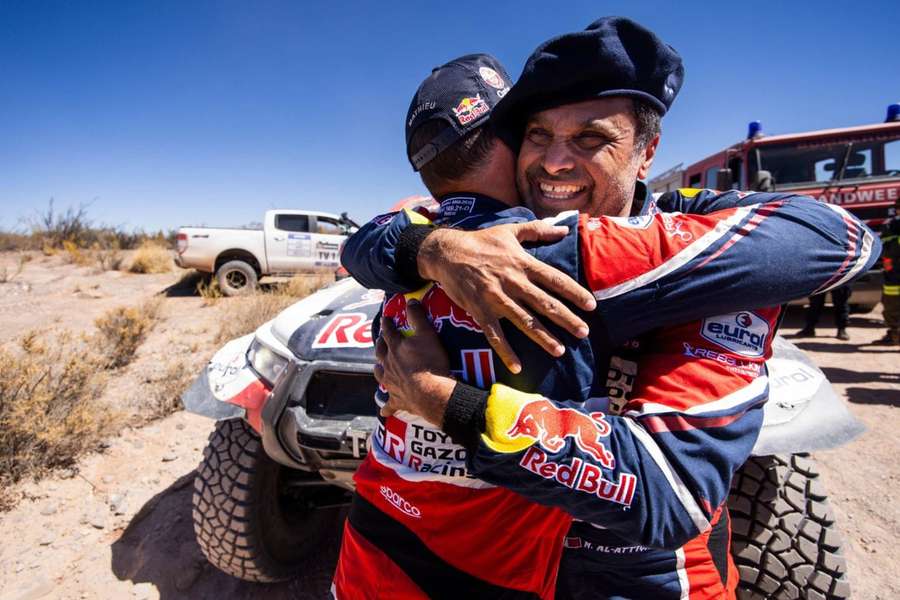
[270, 278, 382, 364]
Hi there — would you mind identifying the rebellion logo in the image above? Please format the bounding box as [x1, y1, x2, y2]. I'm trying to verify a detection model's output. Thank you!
[700, 311, 770, 357]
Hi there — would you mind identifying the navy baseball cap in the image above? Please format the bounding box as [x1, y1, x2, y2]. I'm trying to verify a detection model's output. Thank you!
[492, 17, 684, 143]
[405, 53, 513, 171]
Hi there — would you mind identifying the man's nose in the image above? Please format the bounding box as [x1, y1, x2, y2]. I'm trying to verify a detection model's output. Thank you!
[541, 140, 575, 176]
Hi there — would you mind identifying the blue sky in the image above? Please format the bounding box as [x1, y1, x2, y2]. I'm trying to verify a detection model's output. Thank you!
[2, 0, 898, 232]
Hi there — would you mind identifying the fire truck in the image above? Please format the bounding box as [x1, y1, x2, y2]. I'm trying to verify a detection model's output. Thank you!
[649, 104, 900, 310]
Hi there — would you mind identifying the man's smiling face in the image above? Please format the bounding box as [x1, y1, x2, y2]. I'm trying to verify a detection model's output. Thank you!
[516, 97, 656, 218]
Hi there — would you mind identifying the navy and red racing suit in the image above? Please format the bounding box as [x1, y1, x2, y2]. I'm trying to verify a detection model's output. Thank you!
[333, 186, 878, 599]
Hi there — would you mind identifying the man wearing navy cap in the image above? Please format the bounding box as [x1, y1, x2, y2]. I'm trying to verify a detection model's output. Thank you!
[338, 17, 874, 599]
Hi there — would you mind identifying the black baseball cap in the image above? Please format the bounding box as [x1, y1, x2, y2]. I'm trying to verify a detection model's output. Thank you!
[405, 53, 513, 171]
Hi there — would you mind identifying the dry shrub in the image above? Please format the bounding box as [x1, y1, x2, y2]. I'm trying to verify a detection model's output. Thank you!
[275, 273, 335, 298]
[0, 254, 28, 283]
[129, 241, 173, 274]
[62, 239, 92, 266]
[94, 299, 162, 368]
[197, 276, 223, 306]
[146, 361, 196, 419]
[0, 331, 117, 510]
[95, 247, 125, 271]
[215, 293, 297, 343]
[214, 274, 333, 342]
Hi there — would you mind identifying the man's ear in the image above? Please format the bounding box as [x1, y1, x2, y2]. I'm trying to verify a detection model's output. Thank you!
[636, 134, 660, 180]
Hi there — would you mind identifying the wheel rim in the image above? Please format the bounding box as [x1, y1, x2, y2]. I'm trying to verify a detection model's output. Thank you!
[226, 270, 248, 289]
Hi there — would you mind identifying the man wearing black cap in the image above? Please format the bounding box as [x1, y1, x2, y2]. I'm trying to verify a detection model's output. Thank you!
[338, 18, 877, 599]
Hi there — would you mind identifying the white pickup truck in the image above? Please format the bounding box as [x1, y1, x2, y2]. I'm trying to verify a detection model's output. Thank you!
[175, 209, 359, 295]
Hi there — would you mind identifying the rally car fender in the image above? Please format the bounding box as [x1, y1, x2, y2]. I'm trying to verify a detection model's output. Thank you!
[752, 336, 865, 456]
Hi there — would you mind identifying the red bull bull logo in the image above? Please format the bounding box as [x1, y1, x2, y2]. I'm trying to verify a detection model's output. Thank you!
[423, 286, 482, 332]
[382, 287, 481, 334]
[452, 94, 489, 125]
[507, 398, 615, 468]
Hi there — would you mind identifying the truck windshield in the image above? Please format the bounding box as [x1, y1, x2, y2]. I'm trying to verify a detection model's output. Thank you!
[755, 134, 900, 187]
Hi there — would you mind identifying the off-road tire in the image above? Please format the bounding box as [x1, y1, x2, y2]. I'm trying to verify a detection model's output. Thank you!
[215, 260, 258, 296]
[192, 419, 330, 582]
[729, 454, 850, 600]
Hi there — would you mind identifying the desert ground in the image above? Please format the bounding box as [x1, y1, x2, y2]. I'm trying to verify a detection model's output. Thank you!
[0, 252, 897, 600]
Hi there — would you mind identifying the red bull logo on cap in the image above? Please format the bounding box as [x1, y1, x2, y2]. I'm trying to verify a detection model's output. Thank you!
[452, 94, 489, 125]
[507, 398, 614, 468]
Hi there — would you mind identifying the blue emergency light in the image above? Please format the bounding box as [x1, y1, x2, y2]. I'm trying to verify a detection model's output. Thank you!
[886, 104, 900, 123]
[747, 121, 763, 139]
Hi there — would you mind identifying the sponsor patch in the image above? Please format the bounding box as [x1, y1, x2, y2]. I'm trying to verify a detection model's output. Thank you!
[700, 311, 769, 357]
[312, 312, 373, 348]
[380, 485, 422, 519]
[608, 214, 654, 230]
[507, 398, 614, 468]
[374, 418, 470, 478]
[479, 66, 505, 89]
[519, 448, 635, 507]
[452, 94, 489, 125]
[682, 342, 761, 375]
[286, 233, 312, 257]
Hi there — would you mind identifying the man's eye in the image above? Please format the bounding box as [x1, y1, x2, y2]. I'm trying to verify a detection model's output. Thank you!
[575, 134, 607, 150]
[526, 128, 551, 145]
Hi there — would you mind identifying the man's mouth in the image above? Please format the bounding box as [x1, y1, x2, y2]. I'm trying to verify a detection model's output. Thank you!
[538, 182, 587, 200]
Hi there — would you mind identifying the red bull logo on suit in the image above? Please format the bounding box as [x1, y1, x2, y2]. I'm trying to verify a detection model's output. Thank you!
[507, 398, 615, 468]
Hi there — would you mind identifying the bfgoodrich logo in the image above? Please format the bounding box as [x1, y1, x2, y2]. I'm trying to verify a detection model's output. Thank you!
[700, 311, 769, 357]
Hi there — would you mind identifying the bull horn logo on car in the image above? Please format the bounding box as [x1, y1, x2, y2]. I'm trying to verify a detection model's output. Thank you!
[507, 398, 615, 469]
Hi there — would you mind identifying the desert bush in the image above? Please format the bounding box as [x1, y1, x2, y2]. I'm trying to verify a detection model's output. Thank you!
[213, 274, 333, 343]
[275, 273, 335, 298]
[93, 244, 125, 271]
[0, 231, 37, 252]
[146, 361, 195, 419]
[61, 239, 93, 266]
[128, 240, 173, 274]
[94, 299, 162, 368]
[0, 331, 116, 510]
[197, 276, 223, 305]
[0, 254, 28, 283]
[32, 199, 93, 249]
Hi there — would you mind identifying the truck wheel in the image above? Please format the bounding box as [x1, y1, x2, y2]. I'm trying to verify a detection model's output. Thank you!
[192, 419, 336, 582]
[216, 260, 258, 296]
[729, 454, 850, 600]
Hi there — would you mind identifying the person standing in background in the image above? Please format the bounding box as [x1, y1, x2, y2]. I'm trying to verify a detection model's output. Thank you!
[873, 199, 900, 346]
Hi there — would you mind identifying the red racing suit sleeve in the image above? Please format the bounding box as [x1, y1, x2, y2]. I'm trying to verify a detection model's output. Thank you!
[460, 308, 779, 551]
[574, 191, 880, 345]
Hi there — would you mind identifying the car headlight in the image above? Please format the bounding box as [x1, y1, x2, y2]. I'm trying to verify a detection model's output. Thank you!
[247, 338, 289, 385]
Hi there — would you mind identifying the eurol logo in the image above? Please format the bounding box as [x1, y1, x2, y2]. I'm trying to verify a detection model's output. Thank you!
[700, 311, 769, 357]
[380, 485, 421, 519]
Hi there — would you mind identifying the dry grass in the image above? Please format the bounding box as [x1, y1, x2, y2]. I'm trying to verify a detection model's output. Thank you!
[0, 254, 28, 283]
[0, 331, 118, 510]
[93, 299, 162, 368]
[145, 361, 194, 420]
[128, 241, 173, 274]
[214, 273, 333, 342]
[197, 276, 223, 306]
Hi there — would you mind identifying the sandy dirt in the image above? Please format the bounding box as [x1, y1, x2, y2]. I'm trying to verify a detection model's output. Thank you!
[0, 255, 897, 600]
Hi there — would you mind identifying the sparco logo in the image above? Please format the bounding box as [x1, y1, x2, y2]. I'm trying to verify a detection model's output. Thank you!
[700, 311, 769, 357]
[380, 485, 421, 519]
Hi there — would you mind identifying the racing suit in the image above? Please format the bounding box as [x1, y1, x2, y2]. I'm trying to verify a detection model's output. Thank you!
[334, 187, 878, 599]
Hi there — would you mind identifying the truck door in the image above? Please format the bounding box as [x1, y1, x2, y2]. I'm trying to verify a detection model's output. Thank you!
[265, 213, 316, 273]
[310, 216, 345, 269]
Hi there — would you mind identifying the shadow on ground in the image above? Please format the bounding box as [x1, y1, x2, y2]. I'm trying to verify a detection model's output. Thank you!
[110, 470, 344, 600]
[844, 386, 900, 407]
[820, 367, 900, 385]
